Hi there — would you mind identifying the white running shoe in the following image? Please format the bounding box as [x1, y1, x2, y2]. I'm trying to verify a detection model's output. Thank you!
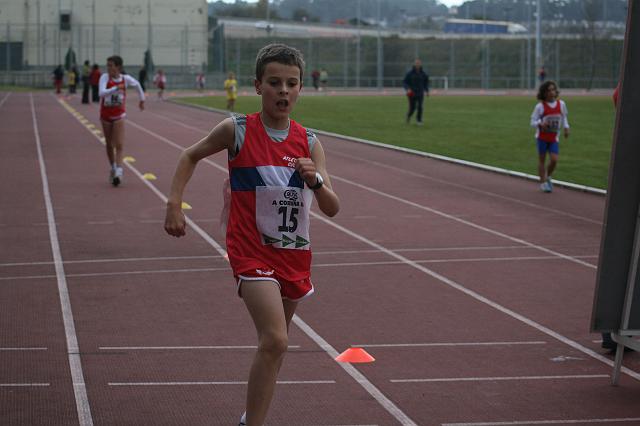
[109, 169, 115, 185]
[112, 166, 123, 187]
[546, 177, 553, 192]
[238, 411, 246, 426]
[540, 182, 551, 193]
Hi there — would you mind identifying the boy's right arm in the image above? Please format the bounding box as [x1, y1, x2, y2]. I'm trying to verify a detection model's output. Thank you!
[164, 118, 235, 237]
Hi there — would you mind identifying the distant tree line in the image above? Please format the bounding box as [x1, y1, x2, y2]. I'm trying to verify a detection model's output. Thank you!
[208, 0, 628, 28]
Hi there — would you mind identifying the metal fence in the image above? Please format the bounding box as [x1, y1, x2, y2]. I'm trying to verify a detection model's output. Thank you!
[0, 21, 623, 90]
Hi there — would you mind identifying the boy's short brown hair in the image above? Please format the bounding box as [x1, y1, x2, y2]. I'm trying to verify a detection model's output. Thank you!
[255, 43, 305, 81]
[107, 55, 123, 68]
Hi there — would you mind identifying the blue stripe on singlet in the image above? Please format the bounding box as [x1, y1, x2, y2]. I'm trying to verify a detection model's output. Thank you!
[230, 167, 304, 191]
[230, 167, 266, 191]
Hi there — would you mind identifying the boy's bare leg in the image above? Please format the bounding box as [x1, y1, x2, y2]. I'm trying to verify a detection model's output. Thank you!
[537, 153, 547, 182]
[111, 119, 126, 166]
[546, 153, 558, 179]
[101, 120, 115, 166]
[241, 280, 293, 426]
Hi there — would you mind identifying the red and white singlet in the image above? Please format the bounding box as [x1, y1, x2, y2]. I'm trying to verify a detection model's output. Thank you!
[226, 113, 313, 282]
[538, 101, 563, 142]
[100, 76, 127, 121]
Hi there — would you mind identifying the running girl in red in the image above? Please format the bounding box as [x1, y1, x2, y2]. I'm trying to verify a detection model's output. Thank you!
[530, 80, 570, 193]
[164, 44, 339, 426]
[99, 55, 145, 186]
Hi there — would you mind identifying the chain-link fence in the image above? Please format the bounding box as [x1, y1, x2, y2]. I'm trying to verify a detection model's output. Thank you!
[0, 21, 623, 90]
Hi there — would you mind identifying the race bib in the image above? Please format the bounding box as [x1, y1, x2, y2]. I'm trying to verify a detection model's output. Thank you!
[255, 186, 312, 250]
[542, 114, 562, 132]
[104, 91, 123, 107]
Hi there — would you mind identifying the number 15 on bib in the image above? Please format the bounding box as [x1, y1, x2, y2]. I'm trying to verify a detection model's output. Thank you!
[255, 187, 313, 250]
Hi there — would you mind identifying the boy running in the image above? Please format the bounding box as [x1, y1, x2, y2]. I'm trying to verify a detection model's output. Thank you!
[99, 55, 145, 186]
[164, 44, 340, 426]
[530, 80, 569, 193]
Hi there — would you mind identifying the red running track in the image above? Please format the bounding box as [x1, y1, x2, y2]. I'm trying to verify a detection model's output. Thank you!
[1, 91, 639, 426]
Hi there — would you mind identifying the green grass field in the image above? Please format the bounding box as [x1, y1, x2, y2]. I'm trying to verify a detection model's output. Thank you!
[177, 95, 615, 189]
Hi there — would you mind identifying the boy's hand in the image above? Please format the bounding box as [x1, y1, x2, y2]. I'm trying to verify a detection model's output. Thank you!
[117, 82, 126, 91]
[564, 128, 570, 139]
[164, 204, 186, 237]
[139, 100, 145, 111]
[295, 158, 318, 188]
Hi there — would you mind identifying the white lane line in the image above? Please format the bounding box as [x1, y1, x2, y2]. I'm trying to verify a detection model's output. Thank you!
[443, 418, 640, 425]
[293, 317, 417, 425]
[0, 245, 598, 267]
[308, 213, 640, 382]
[0, 267, 230, 281]
[0, 92, 11, 107]
[331, 150, 603, 225]
[99, 345, 300, 350]
[0, 383, 50, 387]
[354, 341, 546, 348]
[0, 255, 223, 267]
[0, 254, 597, 281]
[116, 119, 418, 426]
[390, 374, 608, 383]
[87, 220, 114, 225]
[330, 176, 597, 270]
[0, 347, 48, 351]
[109, 380, 335, 386]
[33, 94, 93, 426]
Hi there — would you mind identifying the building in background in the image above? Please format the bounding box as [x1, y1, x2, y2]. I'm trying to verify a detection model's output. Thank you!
[0, 0, 208, 70]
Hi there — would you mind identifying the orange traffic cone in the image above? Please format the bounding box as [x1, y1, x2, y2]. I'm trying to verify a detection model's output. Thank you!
[335, 347, 375, 363]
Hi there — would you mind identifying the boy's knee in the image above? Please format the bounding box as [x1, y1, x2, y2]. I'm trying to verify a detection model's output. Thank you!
[258, 332, 288, 357]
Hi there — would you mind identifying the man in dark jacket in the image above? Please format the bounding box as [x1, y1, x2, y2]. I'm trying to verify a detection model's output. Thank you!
[403, 59, 430, 125]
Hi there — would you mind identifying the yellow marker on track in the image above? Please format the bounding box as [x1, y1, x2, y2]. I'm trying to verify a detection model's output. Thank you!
[123, 156, 136, 163]
[181, 202, 192, 210]
[142, 173, 157, 180]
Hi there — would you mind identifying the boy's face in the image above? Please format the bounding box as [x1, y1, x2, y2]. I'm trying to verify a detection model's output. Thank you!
[106, 60, 119, 78]
[545, 84, 558, 101]
[255, 62, 302, 122]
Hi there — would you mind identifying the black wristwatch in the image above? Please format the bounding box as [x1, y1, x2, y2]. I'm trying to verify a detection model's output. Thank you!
[309, 172, 324, 190]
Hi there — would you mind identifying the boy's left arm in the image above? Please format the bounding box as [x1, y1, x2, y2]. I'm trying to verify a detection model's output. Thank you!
[296, 140, 340, 217]
[562, 101, 570, 138]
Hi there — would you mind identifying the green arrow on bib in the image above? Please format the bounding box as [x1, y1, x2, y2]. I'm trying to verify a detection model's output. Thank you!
[281, 234, 295, 247]
[295, 235, 309, 248]
[262, 234, 281, 245]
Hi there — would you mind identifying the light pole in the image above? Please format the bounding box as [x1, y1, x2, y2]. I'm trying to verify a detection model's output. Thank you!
[376, 0, 383, 90]
[535, 0, 542, 83]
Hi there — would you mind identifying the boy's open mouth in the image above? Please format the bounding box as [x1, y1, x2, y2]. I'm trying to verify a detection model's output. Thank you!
[276, 99, 289, 109]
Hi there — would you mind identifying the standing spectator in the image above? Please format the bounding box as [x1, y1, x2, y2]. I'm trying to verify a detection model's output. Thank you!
[153, 69, 166, 99]
[311, 69, 320, 91]
[530, 80, 570, 193]
[81, 60, 91, 104]
[538, 66, 547, 83]
[90, 64, 101, 102]
[52, 64, 64, 94]
[403, 59, 430, 125]
[138, 66, 148, 92]
[67, 66, 78, 94]
[319, 68, 328, 91]
[196, 72, 206, 92]
[223, 71, 237, 111]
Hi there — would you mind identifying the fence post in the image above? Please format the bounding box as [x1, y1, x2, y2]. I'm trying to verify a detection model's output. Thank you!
[6, 22, 10, 72]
